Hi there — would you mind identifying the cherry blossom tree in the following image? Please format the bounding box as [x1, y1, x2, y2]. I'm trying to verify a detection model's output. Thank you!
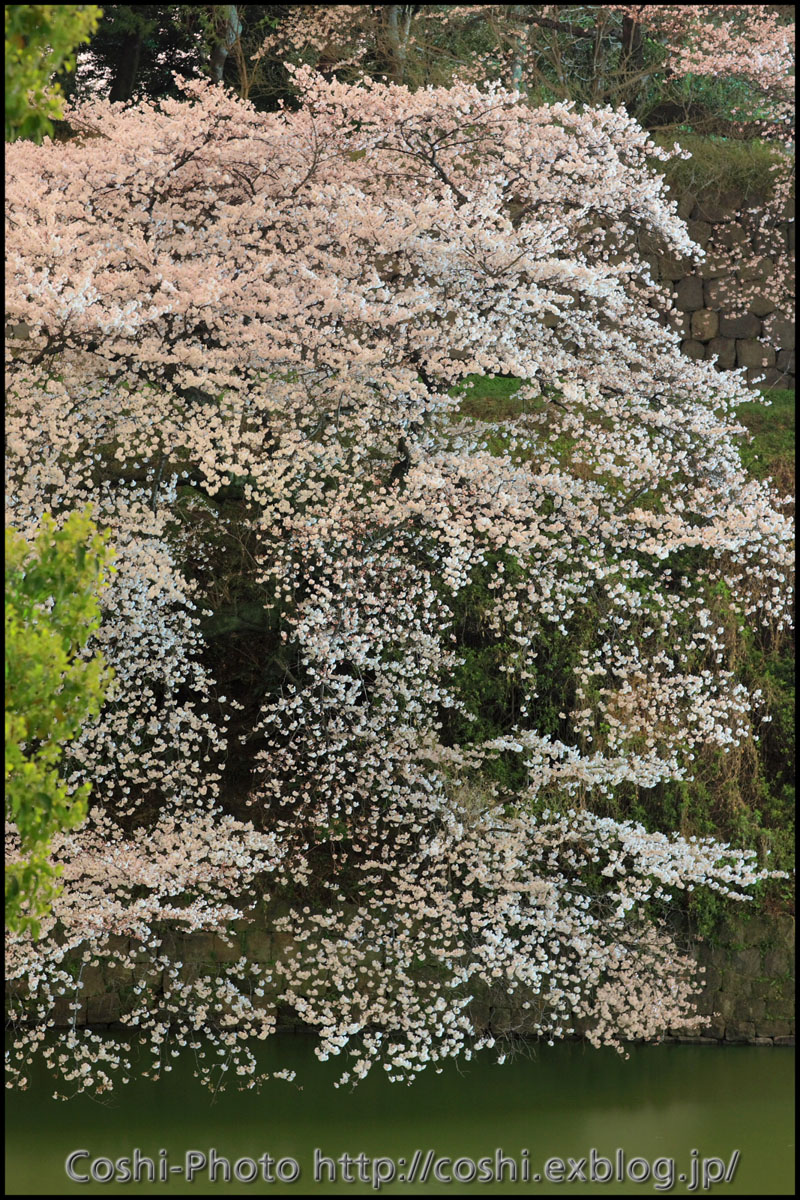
[255, 5, 793, 123]
[258, 5, 795, 321]
[5, 68, 792, 1095]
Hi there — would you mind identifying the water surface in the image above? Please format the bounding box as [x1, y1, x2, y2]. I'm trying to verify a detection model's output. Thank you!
[5, 1036, 794, 1195]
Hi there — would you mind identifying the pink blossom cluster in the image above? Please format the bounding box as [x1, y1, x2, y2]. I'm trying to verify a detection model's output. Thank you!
[259, 6, 794, 323]
[5, 69, 792, 1096]
[608, 5, 794, 115]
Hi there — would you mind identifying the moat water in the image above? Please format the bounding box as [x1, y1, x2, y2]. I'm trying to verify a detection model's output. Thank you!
[5, 1036, 794, 1194]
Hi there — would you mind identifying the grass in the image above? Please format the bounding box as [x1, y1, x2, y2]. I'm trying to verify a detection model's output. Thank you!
[452, 376, 795, 488]
[450, 374, 532, 422]
[735, 388, 795, 492]
[649, 131, 790, 205]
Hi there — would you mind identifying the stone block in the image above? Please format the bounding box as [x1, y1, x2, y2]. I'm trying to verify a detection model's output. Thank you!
[78, 966, 107, 997]
[659, 254, 687, 281]
[734, 947, 762, 977]
[638, 229, 662, 256]
[180, 932, 241, 962]
[518, 1009, 546, 1035]
[719, 313, 762, 339]
[737, 340, 776, 369]
[777, 977, 795, 1005]
[721, 971, 752, 998]
[772, 915, 796, 940]
[490, 1006, 513, 1033]
[701, 1018, 726, 1040]
[88, 993, 121, 1024]
[129, 940, 157, 964]
[695, 986, 719, 1011]
[5, 980, 29, 1006]
[51, 997, 87, 1027]
[272, 931, 300, 961]
[756, 1020, 793, 1039]
[731, 916, 778, 945]
[776, 349, 795, 373]
[737, 255, 775, 282]
[718, 189, 745, 215]
[105, 935, 132, 955]
[700, 253, 730, 278]
[570, 1015, 593, 1038]
[703, 277, 738, 309]
[175, 962, 202, 985]
[691, 308, 719, 341]
[750, 294, 777, 318]
[263, 899, 293, 922]
[774, 1036, 795, 1046]
[245, 930, 274, 962]
[764, 316, 795, 350]
[674, 275, 704, 311]
[752, 227, 784, 255]
[761, 979, 793, 1009]
[274, 1006, 301, 1033]
[735, 996, 765, 1022]
[699, 965, 722, 993]
[716, 992, 737, 1020]
[724, 1021, 755, 1042]
[717, 222, 748, 247]
[250, 991, 277, 1018]
[691, 192, 743, 222]
[762, 367, 789, 388]
[751, 1037, 774, 1046]
[706, 337, 736, 369]
[103, 962, 134, 988]
[681, 339, 706, 361]
[687, 220, 712, 248]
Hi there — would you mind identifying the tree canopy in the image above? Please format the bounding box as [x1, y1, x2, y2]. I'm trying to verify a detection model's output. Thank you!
[6, 66, 792, 1093]
[5, 4, 102, 142]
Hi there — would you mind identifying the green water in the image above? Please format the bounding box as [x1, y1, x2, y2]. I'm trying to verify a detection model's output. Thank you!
[5, 1037, 794, 1195]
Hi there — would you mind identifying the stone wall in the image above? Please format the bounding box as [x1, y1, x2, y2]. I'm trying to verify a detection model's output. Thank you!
[467, 912, 795, 1047]
[675, 912, 795, 1046]
[642, 188, 795, 390]
[29, 909, 794, 1047]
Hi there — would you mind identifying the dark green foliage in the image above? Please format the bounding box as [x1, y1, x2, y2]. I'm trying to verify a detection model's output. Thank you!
[69, 5, 204, 104]
[68, 4, 293, 111]
[442, 383, 794, 928]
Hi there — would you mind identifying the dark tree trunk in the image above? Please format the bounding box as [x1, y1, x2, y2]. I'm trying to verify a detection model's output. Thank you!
[209, 4, 242, 83]
[109, 32, 143, 101]
[379, 4, 417, 85]
[621, 14, 644, 72]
